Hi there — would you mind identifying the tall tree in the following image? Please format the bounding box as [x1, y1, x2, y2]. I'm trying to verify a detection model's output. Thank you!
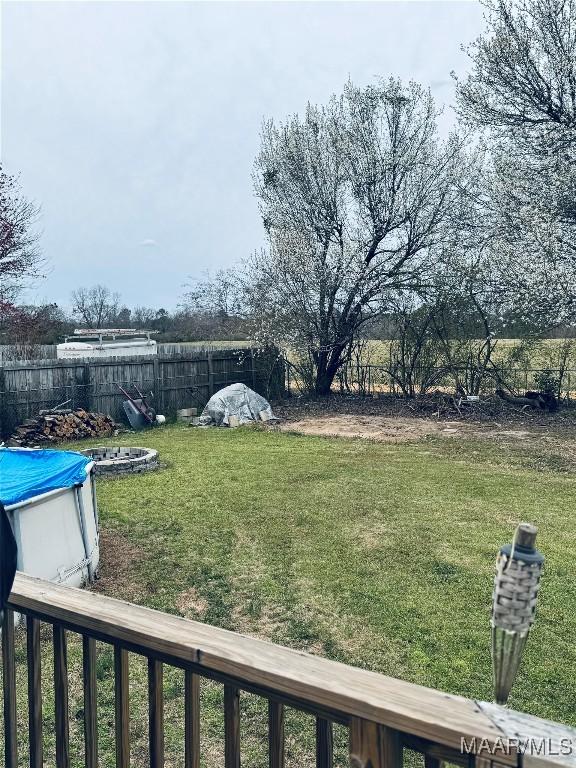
[0, 165, 42, 303]
[71, 284, 121, 328]
[455, 0, 576, 326]
[248, 78, 475, 394]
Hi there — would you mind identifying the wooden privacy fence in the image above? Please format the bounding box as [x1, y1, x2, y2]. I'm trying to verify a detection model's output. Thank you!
[3, 573, 576, 768]
[0, 348, 284, 438]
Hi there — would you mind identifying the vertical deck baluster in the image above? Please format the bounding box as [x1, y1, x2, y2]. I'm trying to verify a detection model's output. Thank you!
[54, 625, 70, 768]
[268, 700, 285, 768]
[27, 616, 43, 768]
[2, 608, 18, 768]
[83, 636, 98, 768]
[114, 646, 130, 768]
[224, 685, 240, 768]
[315, 717, 333, 768]
[148, 659, 164, 768]
[349, 718, 402, 768]
[424, 756, 442, 768]
[184, 670, 200, 768]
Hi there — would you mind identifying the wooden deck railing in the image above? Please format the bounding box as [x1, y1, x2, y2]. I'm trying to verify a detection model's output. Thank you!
[2, 573, 576, 768]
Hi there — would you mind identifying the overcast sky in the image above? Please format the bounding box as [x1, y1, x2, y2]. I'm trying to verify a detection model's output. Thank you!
[1, 0, 485, 311]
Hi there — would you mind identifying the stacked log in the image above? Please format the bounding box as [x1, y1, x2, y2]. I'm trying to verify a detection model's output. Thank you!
[8, 409, 116, 447]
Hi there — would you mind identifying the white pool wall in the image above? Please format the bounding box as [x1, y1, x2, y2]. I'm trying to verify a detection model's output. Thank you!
[5, 465, 99, 588]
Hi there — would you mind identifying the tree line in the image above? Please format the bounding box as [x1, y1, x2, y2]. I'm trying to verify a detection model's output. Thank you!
[0, 277, 251, 348]
[2, 0, 576, 395]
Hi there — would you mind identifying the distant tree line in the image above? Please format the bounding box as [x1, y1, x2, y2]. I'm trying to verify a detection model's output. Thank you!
[0, 276, 250, 347]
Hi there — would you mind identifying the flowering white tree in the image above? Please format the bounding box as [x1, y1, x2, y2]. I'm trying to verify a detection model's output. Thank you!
[0, 166, 42, 306]
[455, 0, 576, 327]
[247, 79, 476, 395]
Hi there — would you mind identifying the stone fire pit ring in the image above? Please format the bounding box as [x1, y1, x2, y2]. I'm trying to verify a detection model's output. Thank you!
[81, 446, 159, 476]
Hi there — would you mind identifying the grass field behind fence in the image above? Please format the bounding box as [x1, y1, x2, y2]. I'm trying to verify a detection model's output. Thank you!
[4, 423, 576, 766]
[356, 338, 576, 368]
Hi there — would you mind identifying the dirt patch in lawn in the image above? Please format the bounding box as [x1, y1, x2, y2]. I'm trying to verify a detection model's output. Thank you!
[281, 414, 472, 442]
[279, 414, 541, 443]
[91, 528, 147, 603]
[175, 587, 209, 619]
[274, 395, 576, 447]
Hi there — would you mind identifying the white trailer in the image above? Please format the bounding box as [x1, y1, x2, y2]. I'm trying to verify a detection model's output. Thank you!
[57, 328, 157, 359]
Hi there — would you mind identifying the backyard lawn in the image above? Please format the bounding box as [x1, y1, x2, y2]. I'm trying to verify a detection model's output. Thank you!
[6, 420, 576, 766]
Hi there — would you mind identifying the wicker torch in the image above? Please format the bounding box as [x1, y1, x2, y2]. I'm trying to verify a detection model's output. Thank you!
[491, 523, 544, 705]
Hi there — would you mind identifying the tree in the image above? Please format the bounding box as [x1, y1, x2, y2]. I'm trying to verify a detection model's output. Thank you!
[455, 0, 576, 141]
[182, 270, 243, 316]
[0, 302, 73, 355]
[132, 306, 157, 328]
[181, 270, 247, 340]
[71, 284, 121, 328]
[0, 165, 42, 303]
[248, 78, 475, 395]
[455, 0, 576, 327]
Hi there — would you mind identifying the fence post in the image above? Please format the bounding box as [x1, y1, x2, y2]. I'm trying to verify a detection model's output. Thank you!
[207, 353, 215, 397]
[153, 357, 161, 414]
[251, 348, 257, 392]
[0, 366, 5, 438]
[83, 363, 91, 412]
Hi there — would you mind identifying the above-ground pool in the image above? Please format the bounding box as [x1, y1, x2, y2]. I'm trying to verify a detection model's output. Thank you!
[0, 447, 100, 587]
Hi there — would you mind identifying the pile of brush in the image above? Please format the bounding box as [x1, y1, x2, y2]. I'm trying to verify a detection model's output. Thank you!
[9, 408, 116, 446]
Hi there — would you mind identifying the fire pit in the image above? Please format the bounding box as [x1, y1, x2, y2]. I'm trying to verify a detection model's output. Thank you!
[80, 446, 159, 476]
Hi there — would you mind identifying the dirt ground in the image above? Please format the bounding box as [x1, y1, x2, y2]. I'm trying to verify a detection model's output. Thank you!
[279, 413, 533, 442]
[273, 394, 576, 447]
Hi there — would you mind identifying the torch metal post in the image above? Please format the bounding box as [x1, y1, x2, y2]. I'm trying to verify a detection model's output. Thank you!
[491, 523, 544, 705]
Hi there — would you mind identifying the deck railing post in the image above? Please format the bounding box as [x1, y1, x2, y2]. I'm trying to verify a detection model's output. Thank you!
[27, 616, 43, 768]
[114, 646, 130, 768]
[349, 718, 402, 768]
[83, 636, 99, 768]
[53, 625, 70, 768]
[224, 685, 240, 768]
[2, 608, 18, 768]
[268, 700, 285, 768]
[148, 658, 165, 768]
[185, 670, 201, 768]
[316, 717, 333, 768]
[424, 756, 443, 768]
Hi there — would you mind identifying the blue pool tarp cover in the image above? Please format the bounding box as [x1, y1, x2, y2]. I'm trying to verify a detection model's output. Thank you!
[0, 448, 91, 507]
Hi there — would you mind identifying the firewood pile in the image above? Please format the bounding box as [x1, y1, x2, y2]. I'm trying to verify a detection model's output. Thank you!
[8, 408, 116, 447]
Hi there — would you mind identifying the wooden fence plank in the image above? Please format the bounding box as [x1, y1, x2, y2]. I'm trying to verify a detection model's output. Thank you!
[83, 636, 98, 768]
[27, 616, 43, 768]
[185, 670, 200, 768]
[316, 717, 333, 768]
[224, 685, 241, 768]
[53, 625, 70, 768]
[268, 700, 285, 768]
[114, 646, 130, 768]
[148, 659, 164, 768]
[2, 608, 18, 768]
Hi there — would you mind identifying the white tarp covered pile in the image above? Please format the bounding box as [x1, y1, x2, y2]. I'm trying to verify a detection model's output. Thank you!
[198, 383, 276, 427]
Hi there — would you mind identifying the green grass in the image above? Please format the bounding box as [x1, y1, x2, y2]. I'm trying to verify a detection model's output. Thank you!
[362, 337, 576, 368]
[5, 423, 576, 766]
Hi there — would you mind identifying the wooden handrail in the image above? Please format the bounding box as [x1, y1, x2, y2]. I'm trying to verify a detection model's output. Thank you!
[6, 573, 576, 768]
